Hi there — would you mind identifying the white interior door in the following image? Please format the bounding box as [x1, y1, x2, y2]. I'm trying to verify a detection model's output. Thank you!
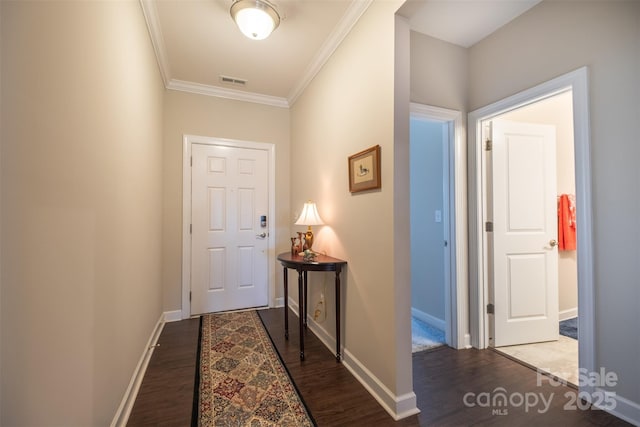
[191, 143, 269, 315]
[490, 119, 559, 347]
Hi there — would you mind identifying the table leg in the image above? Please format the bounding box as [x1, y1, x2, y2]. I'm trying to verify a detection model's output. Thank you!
[303, 271, 308, 329]
[283, 266, 289, 340]
[298, 269, 305, 360]
[335, 268, 341, 362]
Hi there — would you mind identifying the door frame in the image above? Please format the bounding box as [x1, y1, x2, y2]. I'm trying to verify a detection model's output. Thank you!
[181, 134, 276, 319]
[468, 67, 595, 388]
[410, 103, 469, 349]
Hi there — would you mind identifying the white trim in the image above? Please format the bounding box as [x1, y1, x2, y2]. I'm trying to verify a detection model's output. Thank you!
[409, 103, 468, 350]
[342, 349, 420, 420]
[167, 79, 289, 109]
[182, 135, 277, 319]
[594, 390, 640, 426]
[139, 0, 170, 86]
[163, 310, 182, 323]
[274, 297, 284, 308]
[559, 308, 578, 321]
[110, 313, 165, 427]
[287, 0, 374, 105]
[411, 307, 445, 331]
[468, 66, 596, 395]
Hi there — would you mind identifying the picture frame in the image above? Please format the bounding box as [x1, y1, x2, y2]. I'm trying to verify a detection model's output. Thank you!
[348, 145, 381, 193]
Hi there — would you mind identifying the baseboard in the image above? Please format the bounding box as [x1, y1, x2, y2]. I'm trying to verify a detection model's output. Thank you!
[110, 312, 165, 427]
[559, 308, 578, 321]
[411, 307, 446, 331]
[274, 297, 284, 308]
[288, 297, 420, 420]
[463, 333, 472, 349]
[164, 310, 182, 322]
[342, 349, 420, 420]
[595, 389, 640, 426]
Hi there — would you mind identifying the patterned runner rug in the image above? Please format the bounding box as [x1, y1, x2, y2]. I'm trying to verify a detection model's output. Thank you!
[196, 310, 315, 427]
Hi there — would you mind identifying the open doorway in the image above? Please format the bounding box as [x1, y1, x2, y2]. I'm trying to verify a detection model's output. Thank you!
[468, 67, 595, 394]
[484, 91, 579, 386]
[409, 103, 469, 351]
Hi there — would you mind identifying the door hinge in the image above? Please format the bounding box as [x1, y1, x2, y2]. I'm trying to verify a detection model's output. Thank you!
[487, 303, 495, 314]
[485, 221, 493, 232]
[190, 156, 193, 167]
[189, 291, 192, 302]
[190, 224, 192, 234]
[485, 139, 492, 151]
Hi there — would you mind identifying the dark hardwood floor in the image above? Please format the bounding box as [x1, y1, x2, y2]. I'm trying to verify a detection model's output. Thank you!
[127, 316, 200, 425]
[128, 308, 630, 426]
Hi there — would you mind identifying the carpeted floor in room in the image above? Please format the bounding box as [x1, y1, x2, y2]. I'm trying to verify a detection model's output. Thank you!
[411, 316, 445, 353]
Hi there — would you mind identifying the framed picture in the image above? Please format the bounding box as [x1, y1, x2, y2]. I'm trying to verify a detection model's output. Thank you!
[348, 145, 381, 193]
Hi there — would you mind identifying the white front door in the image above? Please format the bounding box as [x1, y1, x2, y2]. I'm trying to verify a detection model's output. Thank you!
[490, 119, 559, 347]
[191, 143, 269, 315]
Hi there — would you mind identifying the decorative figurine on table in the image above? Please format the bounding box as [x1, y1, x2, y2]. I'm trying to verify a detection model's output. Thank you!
[291, 235, 302, 256]
[301, 249, 317, 262]
[298, 231, 309, 251]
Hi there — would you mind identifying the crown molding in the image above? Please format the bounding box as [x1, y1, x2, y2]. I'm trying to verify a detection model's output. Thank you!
[287, 0, 374, 106]
[139, 0, 171, 86]
[140, 0, 372, 109]
[167, 79, 290, 108]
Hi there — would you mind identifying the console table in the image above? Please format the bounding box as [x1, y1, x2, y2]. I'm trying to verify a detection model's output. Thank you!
[277, 252, 347, 362]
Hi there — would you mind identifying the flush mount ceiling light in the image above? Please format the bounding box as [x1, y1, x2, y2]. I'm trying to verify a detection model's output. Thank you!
[230, 0, 281, 40]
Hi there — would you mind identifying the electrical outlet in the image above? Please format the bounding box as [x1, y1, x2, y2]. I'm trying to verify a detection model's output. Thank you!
[435, 210, 442, 223]
[314, 298, 325, 321]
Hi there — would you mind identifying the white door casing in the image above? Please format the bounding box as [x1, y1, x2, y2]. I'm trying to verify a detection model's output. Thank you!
[490, 120, 559, 347]
[469, 67, 596, 402]
[182, 135, 275, 319]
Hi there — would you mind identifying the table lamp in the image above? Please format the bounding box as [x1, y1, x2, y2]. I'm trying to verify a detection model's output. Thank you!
[295, 201, 324, 251]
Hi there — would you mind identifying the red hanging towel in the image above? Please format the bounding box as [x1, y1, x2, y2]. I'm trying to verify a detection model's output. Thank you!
[558, 194, 576, 251]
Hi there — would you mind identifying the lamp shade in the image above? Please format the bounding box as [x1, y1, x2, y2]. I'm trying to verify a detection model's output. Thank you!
[295, 201, 324, 226]
[230, 0, 280, 40]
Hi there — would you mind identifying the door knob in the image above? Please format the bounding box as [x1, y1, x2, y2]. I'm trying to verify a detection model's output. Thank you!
[256, 233, 267, 239]
[549, 239, 557, 247]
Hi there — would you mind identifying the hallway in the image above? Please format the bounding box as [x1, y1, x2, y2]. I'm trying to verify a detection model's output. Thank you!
[128, 308, 628, 426]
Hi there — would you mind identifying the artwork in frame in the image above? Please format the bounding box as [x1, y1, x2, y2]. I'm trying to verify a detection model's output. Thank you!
[348, 145, 381, 193]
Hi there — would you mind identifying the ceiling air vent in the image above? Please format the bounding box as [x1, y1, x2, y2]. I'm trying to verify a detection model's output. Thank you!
[220, 75, 247, 86]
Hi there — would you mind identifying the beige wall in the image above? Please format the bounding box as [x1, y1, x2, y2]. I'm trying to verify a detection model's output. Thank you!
[469, 0, 640, 403]
[500, 91, 578, 315]
[0, 1, 3, 419]
[162, 90, 290, 312]
[410, 31, 468, 113]
[1, 1, 164, 425]
[291, 0, 413, 406]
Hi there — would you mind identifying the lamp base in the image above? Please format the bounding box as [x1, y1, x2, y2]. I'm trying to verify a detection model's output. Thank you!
[303, 228, 314, 251]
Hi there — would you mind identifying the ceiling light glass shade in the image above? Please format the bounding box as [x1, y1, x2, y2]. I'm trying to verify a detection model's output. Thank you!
[295, 201, 324, 226]
[230, 0, 280, 40]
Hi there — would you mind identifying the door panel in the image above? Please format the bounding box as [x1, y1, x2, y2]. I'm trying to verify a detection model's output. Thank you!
[191, 143, 269, 315]
[491, 120, 559, 347]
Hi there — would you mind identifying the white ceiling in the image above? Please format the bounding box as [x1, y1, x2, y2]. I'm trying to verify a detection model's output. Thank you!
[141, 0, 542, 108]
[409, 0, 541, 48]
